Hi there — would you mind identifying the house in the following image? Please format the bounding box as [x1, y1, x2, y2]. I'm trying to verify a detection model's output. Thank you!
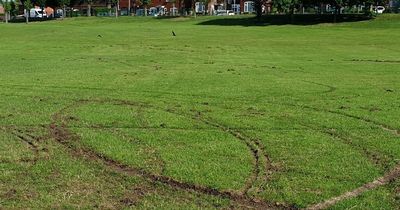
[0, 5, 4, 14]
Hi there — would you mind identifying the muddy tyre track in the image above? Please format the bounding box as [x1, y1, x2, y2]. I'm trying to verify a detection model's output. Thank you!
[49, 99, 293, 210]
[299, 123, 394, 170]
[8, 128, 46, 164]
[264, 101, 400, 209]
[164, 108, 273, 196]
[300, 80, 337, 94]
[307, 165, 400, 210]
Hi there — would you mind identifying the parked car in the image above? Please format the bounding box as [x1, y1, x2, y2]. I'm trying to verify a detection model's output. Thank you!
[54, 9, 63, 18]
[27, 8, 47, 18]
[135, 9, 146, 16]
[216, 10, 235, 16]
[375, 6, 385, 13]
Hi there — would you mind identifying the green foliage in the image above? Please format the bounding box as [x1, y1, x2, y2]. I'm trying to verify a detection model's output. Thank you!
[94, 7, 109, 14]
[0, 0, 12, 12]
[58, 0, 70, 6]
[140, 0, 151, 6]
[274, 0, 298, 13]
[108, 0, 117, 5]
[24, 0, 33, 10]
[35, 0, 46, 7]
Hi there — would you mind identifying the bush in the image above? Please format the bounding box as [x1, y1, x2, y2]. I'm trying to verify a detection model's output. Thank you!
[95, 7, 110, 16]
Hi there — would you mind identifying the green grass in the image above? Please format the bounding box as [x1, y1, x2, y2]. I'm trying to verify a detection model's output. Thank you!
[1, 15, 400, 209]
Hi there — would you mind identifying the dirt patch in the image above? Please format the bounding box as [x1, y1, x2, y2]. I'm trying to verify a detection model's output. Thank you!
[2, 189, 17, 200]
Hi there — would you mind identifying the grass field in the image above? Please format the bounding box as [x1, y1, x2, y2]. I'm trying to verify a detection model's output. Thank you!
[1, 15, 400, 209]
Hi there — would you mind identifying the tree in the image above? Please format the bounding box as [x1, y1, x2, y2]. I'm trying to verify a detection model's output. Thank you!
[169, 0, 176, 16]
[36, 0, 46, 19]
[86, 0, 93, 16]
[183, 0, 191, 15]
[192, 0, 196, 17]
[140, 0, 150, 16]
[273, 0, 299, 13]
[24, 0, 33, 23]
[105, 0, 119, 17]
[58, 0, 70, 19]
[0, 0, 12, 23]
[254, 0, 262, 18]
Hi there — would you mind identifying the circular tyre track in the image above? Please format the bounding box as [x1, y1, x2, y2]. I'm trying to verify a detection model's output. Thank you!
[49, 99, 293, 209]
[47, 98, 400, 209]
[263, 101, 400, 209]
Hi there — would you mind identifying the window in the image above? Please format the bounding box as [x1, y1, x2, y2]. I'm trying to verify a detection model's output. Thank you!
[170, 7, 178, 15]
[195, 2, 205, 13]
[232, 4, 240, 13]
[244, 1, 254, 13]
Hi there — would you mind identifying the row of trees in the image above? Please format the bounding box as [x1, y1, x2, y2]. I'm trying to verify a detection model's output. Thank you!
[181, 0, 388, 17]
[1, 0, 389, 23]
[1, 0, 71, 23]
[1, 0, 155, 22]
[253, 0, 389, 17]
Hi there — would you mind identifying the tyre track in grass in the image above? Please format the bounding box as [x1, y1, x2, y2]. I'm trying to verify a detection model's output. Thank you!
[299, 123, 395, 170]
[88, 98, 272, 196]
[307, 165, 400, 210]
[300, 80, 337, 94]
[49, 99, 295, 210]
[263, 100, 400, 139]
[7, 128, 45, 164]
[264, 101, 400, 209]
[163, 108, 273, 196]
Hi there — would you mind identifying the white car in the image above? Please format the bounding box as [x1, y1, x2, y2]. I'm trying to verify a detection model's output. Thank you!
[28, 8, 47, 18]
[375, 6, 385, 14]
[216, 10, 235, 16]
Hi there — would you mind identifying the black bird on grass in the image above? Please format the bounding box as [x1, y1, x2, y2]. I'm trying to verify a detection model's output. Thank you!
[172, 30, 176, 36]
[97, 34, 102, 38]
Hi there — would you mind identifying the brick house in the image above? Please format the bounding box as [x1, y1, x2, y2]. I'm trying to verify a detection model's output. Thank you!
[0, 5, 4, 14]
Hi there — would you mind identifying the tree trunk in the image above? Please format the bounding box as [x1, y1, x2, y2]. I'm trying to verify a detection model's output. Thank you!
[115, 0, 120, 18]
[255, 0, 262, 20]
[173, 2, 175, 16]
[62, 6, 66, 20]
[290, 6, 294, 23]
[145, 5, 147, 16]
[333, 4, 339, 23]
[25, 9, 29, 24]
[5, 12, 8, 23]
[128, 0, 131, 16]
[300, 4, 304, 14]
[87, 4, 91, 16]
[193, 1, 196, 18]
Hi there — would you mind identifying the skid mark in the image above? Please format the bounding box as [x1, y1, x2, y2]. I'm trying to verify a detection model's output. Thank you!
[49, 99, 294, 209]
